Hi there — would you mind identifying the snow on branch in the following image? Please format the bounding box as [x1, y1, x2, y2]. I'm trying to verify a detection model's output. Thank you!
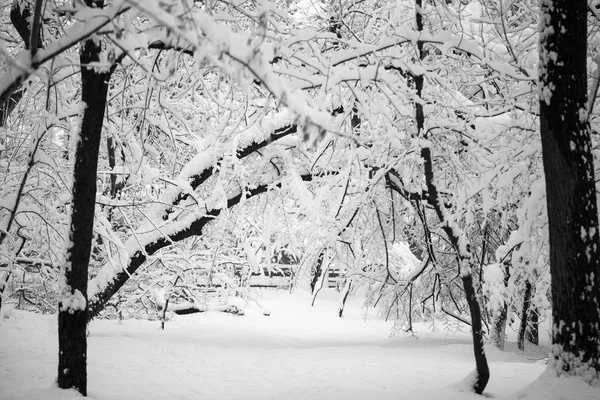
[87, 171, 320, 320]
[0, 124, 49, 246]
[328, 28, 534, 81]
[124, 2, 331, 133]
[0, 1, 130, 107]
[152, 119, 298, 222]
[152, 290, 243, 316]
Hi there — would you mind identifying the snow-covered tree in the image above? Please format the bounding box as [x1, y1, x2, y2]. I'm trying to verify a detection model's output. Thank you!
[0, 0, 599, 395]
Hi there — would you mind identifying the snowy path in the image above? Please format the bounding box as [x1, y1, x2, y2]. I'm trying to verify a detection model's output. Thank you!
[0, 290, 593, 400]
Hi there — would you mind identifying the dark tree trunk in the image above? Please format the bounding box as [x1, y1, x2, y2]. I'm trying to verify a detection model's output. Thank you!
[419, 64, 490, 399]
[310, 251, 325, 294]
[461, 273, 490, 393]
[10, 0, 32, 50]
[525, 307, 539, 346]
[105, 137, 118, 221]
[490, 262, 510, 351]
[490, 303, 508, 351]
[311, 261, 329, 307]
[58, 3, 111, 394]
[338, 279, 352, 317]
[0, 1, 34, 126]
[539, 0, 600, 381]
[415, 0, 488, 393]
[0, 271, 9, 314]
[0, 89, 24, 127]
[517, 280, 532, 351]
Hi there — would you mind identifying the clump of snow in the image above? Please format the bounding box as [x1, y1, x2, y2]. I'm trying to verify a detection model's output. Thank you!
[58, 289, 86, 313]
[484, 263, 505, 284]
[483, 263, 507, 315]
[243, 241, 261, 273]
[388, 241, 424, 280]
[151, 289, 166, 310]
[453, 368, 480, 393]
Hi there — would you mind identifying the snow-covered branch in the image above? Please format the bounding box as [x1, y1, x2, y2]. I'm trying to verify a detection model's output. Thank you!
[152, 290, 243, 316]
[328, 28, 534, 81]
[87, 172, 319, 320]
[0, 124, 48, 246]
[156, 119, 298, 221]
[0, 1, 130, 107]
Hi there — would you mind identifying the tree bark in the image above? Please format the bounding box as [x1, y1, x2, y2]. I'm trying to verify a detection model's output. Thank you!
[0, 271, 9, 315]
[310, 251, 325, 294]
[311, 256, 329, 307]
[490, 262, 510, 351]
[525, 307, 539, 346]
[0, 1, 34, 126]
[518, 280, 532, 351]
[107, 137, 117, 195]
[490, 303, 508, 351]
[57, 2, 111, 394]
[461, 272, 489, 393]
[539, 0, 600, 382]
[338, 278, 352, 317]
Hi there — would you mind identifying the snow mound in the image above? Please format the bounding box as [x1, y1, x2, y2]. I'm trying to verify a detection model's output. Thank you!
[505, 366, 599, 400]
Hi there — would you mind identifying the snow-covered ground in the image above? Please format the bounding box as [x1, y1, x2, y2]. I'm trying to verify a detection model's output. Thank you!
[0, 289, 596, 400]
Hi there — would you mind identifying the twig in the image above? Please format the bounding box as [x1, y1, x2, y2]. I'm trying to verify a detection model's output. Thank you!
[374, 202, 396, 284]
[441, 306, 471, 326]
[0, 125, 48, 246]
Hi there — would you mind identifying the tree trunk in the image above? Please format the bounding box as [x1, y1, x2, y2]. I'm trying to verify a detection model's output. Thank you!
[310, 251, 325, 294]
[106, 137, 118, 198]
[539, 0, 600, 382]
[57, 3, 111, 394]
[0, 271, 9, 315]
[518, 280, 532, 351]
[526, 307, 539, 346]
[461, 272, 490, 393]
[0, 1, 35, 126]
[490, 303, 508, 351]
[311, 259, 329, 307]
[104, 137, 118, 222]
[338, 278, 352, 317]
[490, 262, 510, 351]
[419, 67, 490, 400]
[415, 0, 489, 393]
